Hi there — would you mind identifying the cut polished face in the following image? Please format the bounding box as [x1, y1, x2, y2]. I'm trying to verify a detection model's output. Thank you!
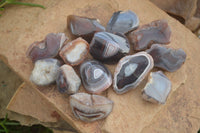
[59, 37, 89, 66]
[90, 32, 130, 63]
[70, 93, 113, 122]
[106, 10, 139, 34]
[27, 33, 68, 62]
[113, 52, 154, 94]
[142, 71, 171, 104]
[146, 44, 186, 72]
[80, 60, 112, 94]
[129, 19, 171, 51]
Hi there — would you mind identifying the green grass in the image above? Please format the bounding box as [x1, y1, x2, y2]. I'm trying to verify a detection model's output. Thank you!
[0, 114, 52, 133]
[0, 0, 45, 16]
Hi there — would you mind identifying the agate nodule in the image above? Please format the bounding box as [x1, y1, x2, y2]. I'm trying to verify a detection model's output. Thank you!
[106, 10, 139, 34]
[142, 71, 171, 104]
[70, 93, 113, 122]
[80, 60, 112, 94]
[129, 19, 171, 51]
[27, 33, 68, 62]
[68, 15, 105, 41]
[30, 58, 61, 86]
[146, 44, 186, 72]
[113, 52, 154, 94]
[90, 32, 130, 63]
[56, 65, 81, 95]
[59, 37, 89, 66]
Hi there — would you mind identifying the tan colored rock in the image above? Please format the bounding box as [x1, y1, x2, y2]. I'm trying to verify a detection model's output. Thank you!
[0, 0, 200, 132]
[7, 83, 59, 123]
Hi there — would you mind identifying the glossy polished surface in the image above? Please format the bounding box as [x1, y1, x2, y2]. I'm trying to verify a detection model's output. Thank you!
[30, 58, 61, 86]
[142, 71, 171, 104]
[80, 60, 112, 94]
[129, 19, 171, 51]
[146, 44, 186, 72]
[107, 10, 139, 34]
[113, 52, 154, 94]
[70, 93, 113, 122]
[56, 65, 81, 95]
[90, 32, 130, 63]
[68, 15, 105, 41]
[27, 33, 68, 62]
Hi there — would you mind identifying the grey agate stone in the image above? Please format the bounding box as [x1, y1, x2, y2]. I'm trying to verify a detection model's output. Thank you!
[146, 44, 186, 72]
[30, 58, 61, 86]
[70, 93, 113, 122]
[56, 65, 81, 95]
[90, 32, 130, 63]
[113, 52, 154, 94]
[106, 10, 139, 34]
[80, 60, 112, 94]
[142, 71, 171, 104]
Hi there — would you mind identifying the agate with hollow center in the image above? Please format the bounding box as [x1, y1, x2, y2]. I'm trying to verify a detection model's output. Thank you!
[80, 60, 112, 94]
[113, 52, 154, 94]
[106, 10, 139, 34]
[146, 44, 186, 72]
[90, 32, 130, 63]
[129, 19, 171, 51]
[70, 93, 113, 122]
[142, 71, 171, 104]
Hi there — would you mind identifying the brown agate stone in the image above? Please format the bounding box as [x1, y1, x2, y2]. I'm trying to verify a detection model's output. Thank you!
[68, 15, 105, 41]
[129, 19, 171, 51]
[59, 37, 89, 66]
[26, 33, 68, 62]
[146, 44, 186, 72]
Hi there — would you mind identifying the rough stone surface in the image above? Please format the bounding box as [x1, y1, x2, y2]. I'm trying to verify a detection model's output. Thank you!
[0, 0, 200, 132]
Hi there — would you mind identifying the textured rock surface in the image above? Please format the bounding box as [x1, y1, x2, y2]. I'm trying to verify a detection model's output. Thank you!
[0, 0, 200, 132]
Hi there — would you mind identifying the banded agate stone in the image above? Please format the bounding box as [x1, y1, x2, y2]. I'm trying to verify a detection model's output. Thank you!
[113, 52, 154, 94]
[106, 10, 139, 34]
[129, 19, 171, 51]
[56, 65, 81, 95]
[68, 15, 105, 41]
[70, 93, 113, 122]
[142, 71, 171, 104]
[90, 32, 130, 63]
[80, 60, 112, 94]
[146, 44, 186, 72]
[27, 33, 68, 62]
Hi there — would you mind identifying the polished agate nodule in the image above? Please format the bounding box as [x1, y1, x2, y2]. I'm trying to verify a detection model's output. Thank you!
[106, 10, 139, 34]
[80, 60, 112, 94]
[113, 52, 154, 94]
[129, 19, 171, 51]
[68, 15, 105, 41]
[142, 71, 171, 104]
[30, 58, 61, 86]
[146, 44, 186, 72]
[27, 33, 68, 62]
[90, 32, 130, 63]
[59, 37, 89, 66]
[70, 93, 113, 122]
[56, 65, 81, 95]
